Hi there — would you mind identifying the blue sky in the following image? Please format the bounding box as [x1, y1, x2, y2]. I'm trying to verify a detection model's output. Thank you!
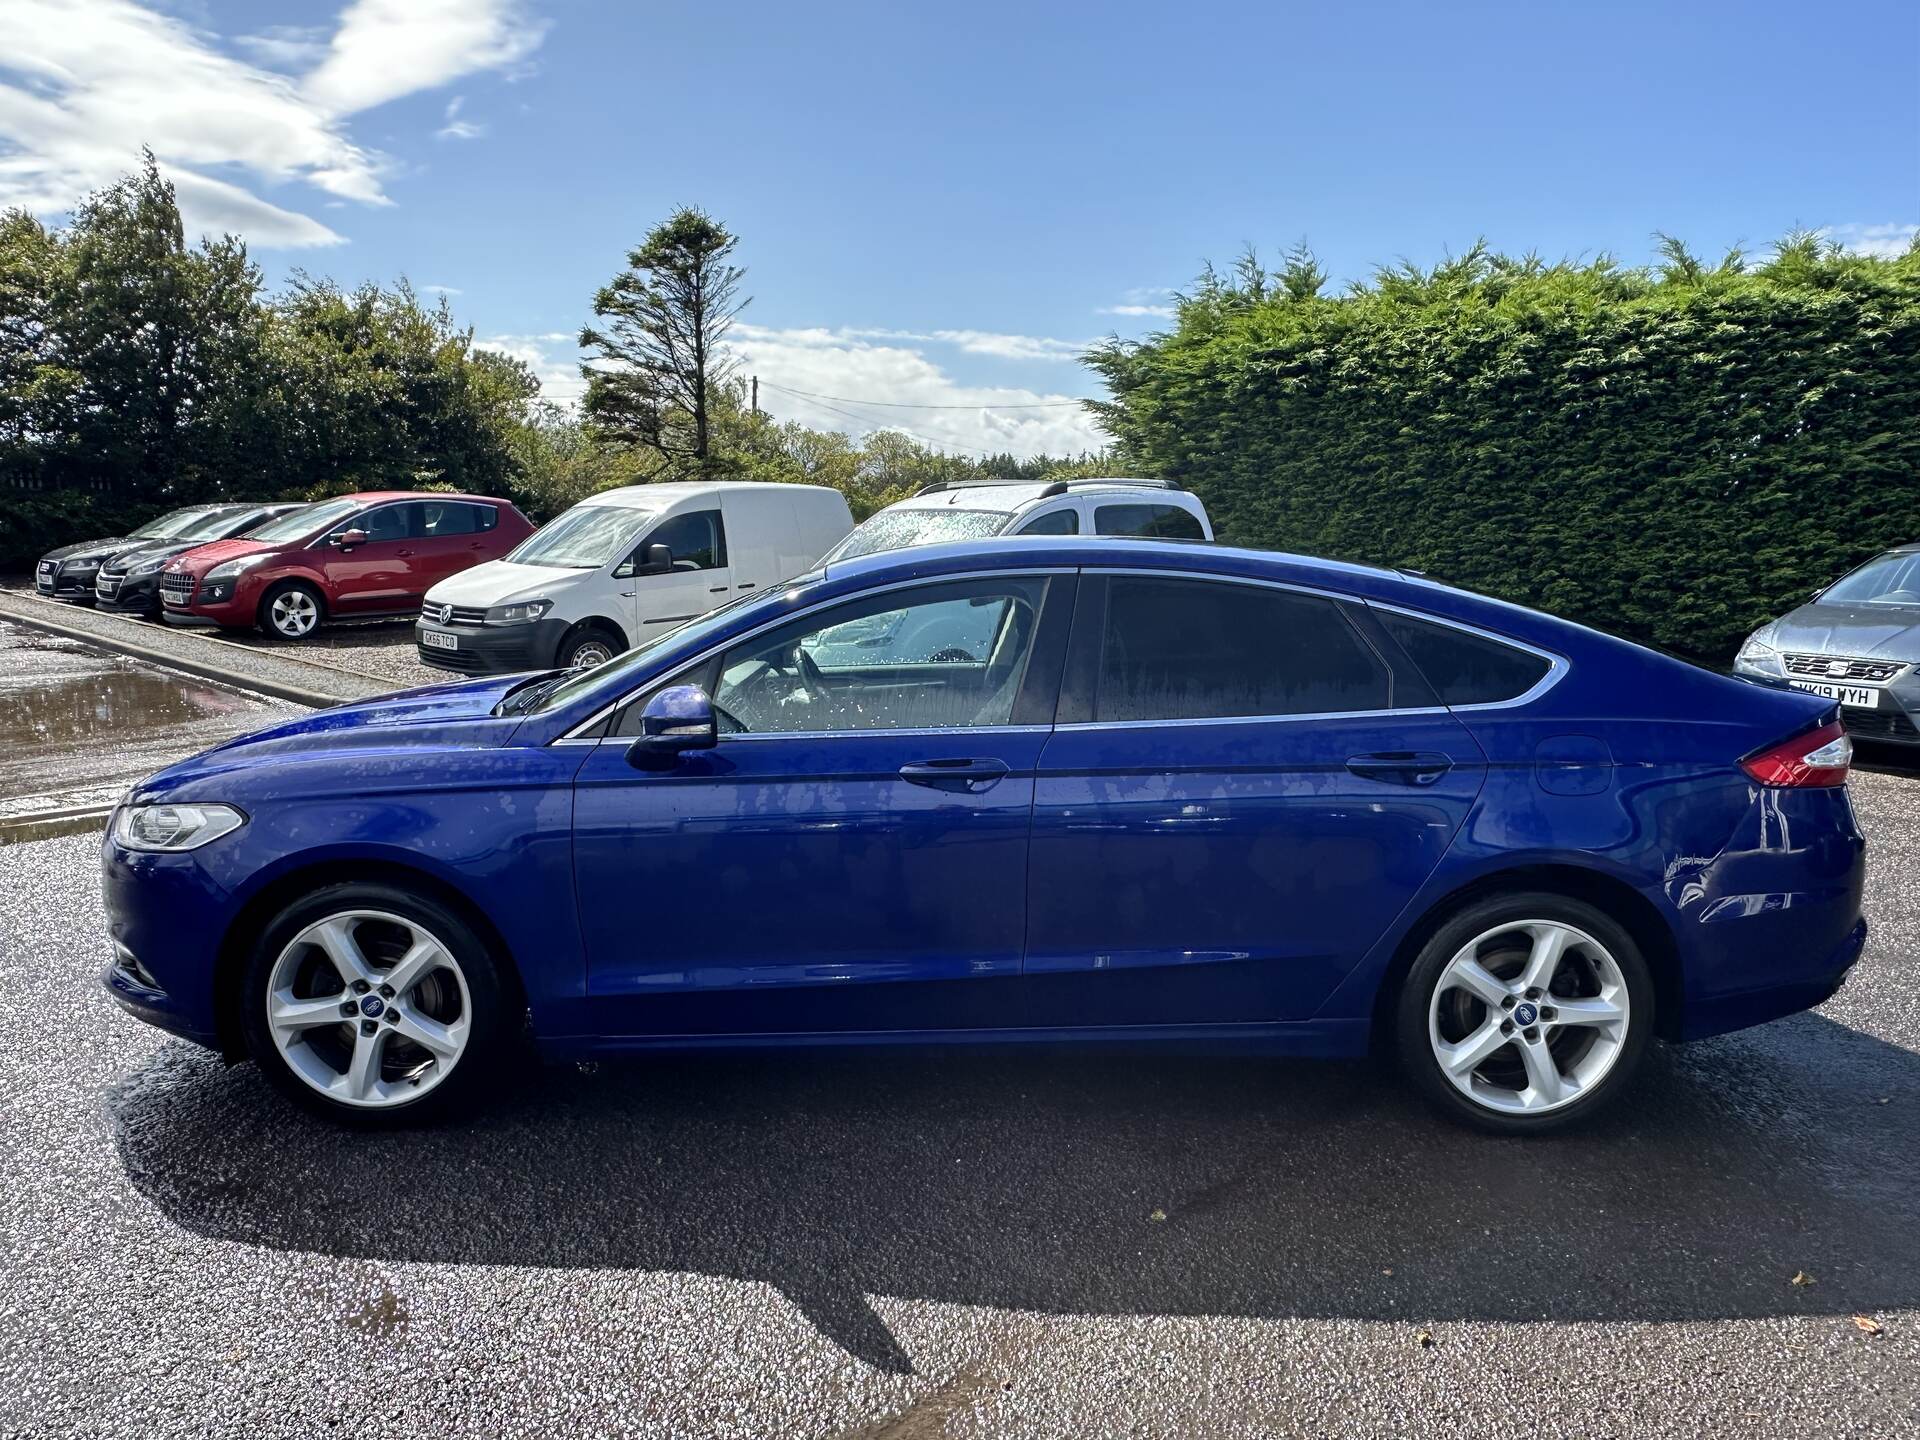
[3, 0, 1917, 455]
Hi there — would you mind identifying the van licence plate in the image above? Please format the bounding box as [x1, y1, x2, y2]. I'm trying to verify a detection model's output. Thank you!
[420, 630, 458, 651]
[1789, 680, 1878, 708]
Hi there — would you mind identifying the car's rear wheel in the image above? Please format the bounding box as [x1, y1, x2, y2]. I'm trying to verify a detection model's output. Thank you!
[239, 883, 512, 1125]
[259, 580, 324, 640]
[1396, 892, 1653, 1134]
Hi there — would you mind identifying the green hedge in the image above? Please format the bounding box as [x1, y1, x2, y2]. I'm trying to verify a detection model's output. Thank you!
[1087, 240, 1920, 662]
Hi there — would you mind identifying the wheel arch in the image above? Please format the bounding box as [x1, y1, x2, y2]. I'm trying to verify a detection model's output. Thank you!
[557, 614, 628, 661]
[211, 856, 528, 1060]
[1368, 862, 1685, 1051]
[256, 574, 329, 628]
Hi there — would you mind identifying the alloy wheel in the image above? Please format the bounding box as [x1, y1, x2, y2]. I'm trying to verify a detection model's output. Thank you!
[264, 909, 472, 1109]
[1426, 919, 1630, 1116]
[270, 590, 320, 638]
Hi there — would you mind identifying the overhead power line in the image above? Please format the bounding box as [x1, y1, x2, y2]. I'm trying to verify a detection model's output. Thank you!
[757, 380, 1090, 411]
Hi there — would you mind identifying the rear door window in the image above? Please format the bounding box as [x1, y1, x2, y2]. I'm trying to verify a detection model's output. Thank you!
[1094, 577, 1389, 721]
[1016, 508, 1079, 536]
[1094, 503, 1205, 540]
[1376, 611, 1552, 705]
[417, 501, 486, 537]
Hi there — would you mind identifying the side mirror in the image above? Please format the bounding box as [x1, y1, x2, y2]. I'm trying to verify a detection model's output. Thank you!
[330, 528, 369, 550]
[626, 684, 717, 766]
[637, 543, 674, 576]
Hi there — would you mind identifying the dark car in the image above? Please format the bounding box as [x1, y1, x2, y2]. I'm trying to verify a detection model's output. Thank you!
[1734, 542, 1920, 747]
[103, 538, 1865, 1134]
[35, 505, 259, 605]
[92, 503, 310, 617]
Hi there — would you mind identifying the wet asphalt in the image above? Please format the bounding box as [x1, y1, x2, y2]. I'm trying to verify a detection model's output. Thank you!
[1, 665, 1918, 1436]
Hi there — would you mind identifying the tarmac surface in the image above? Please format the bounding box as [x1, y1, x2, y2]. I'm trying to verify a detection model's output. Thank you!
[1, 628, 1917, 1437]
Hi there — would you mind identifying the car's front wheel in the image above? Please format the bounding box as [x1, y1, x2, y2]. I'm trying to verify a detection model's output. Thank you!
[1396, 892, 1653, 1134]
[239, 883, 512, 1125]
[258, 580, 325, 640]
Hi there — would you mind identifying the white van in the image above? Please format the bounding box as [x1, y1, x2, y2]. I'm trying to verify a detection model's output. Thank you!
[818, 477, 1211, 564]
[415, 481, 853, 674]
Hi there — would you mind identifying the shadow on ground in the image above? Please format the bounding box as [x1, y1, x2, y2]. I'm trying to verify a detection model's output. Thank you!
[113, 1015, 1920, 1373]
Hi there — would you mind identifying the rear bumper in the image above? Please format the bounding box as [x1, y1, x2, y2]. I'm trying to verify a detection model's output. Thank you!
[1675, 917, 1867, 1041]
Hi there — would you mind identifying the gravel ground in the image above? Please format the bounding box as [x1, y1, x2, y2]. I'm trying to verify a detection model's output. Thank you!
[212, 616, 444, 691]
[2, 773, 1917, 1438]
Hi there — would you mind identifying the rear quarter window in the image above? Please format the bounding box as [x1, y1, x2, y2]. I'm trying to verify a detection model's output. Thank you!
[1378, 611, 1552, 705]
[1094, 503, 1205, 540]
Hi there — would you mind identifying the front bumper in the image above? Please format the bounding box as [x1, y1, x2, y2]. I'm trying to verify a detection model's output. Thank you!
[95, 571, 163, 614]
[416, 616, 568, 675]
[36, 565, 97, 602]
[100, 840, 234, 1052]
[1732, 664, 1920, 745]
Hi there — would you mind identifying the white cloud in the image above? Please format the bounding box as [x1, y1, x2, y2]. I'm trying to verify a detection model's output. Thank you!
[837, 327, 1091, 362]
[0, 0, 548, 248]
[302, 0, 547, 116]
[725, 323, 1107, 458]
[422, 283, 463, 296]
[436, 97, 485, 141]
[1818, 222, 1919, 259]
[1097, 303, 1176, 318]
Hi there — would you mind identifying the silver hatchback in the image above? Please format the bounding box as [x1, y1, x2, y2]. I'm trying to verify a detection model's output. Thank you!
[1735, 543, 1920, 745]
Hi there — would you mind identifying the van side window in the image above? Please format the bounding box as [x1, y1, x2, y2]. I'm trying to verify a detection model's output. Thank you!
[1094, 503, 1204, 540]
[1016, 509, 1078, 535]
[1095, 577, 1390, 722]
[642, 510, 726, 570]
[1377, 611, 1551, 705]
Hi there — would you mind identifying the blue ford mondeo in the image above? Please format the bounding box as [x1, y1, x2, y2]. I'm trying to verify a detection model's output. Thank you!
[103, 539, 1867, 1133]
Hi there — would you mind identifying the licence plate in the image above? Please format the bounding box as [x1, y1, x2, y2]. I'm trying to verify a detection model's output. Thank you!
[420, 630, 458, 651]
[1789, 680, 1879, 708]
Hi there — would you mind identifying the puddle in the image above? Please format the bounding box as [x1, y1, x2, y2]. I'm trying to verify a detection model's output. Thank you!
[0, 620, 297, 805]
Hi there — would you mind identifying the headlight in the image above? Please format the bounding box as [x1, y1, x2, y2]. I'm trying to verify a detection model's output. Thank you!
[129, 556, 168, 576]
[485, 598, 553, 625]
[112, 803, 247, 852]
[205, 555, 271, 582]
[1737, 634, 1782, 674]
[67, 558, 100, 573]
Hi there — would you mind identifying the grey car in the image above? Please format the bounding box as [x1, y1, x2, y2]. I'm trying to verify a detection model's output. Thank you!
[1735, 542, 1920, 746]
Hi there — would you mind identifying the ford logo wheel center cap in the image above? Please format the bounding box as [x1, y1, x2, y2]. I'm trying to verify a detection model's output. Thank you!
[1513, 1001, 1539, 1027]
[360, 995, 386, 1018]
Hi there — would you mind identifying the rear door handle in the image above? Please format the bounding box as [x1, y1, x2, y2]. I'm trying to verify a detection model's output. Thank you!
[1346, 751, 1453, 786]
[899, 757, 1010, 792]
[708, 585, 730, 594]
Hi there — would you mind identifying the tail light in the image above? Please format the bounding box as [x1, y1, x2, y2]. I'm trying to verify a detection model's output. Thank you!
[1740, 719, 1852, 788]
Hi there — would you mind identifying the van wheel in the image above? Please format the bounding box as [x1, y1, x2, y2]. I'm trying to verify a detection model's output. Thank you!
[1395, 892, 1653, 1134]
[559, 624, 624, 669]
[259, 581, 324, 640]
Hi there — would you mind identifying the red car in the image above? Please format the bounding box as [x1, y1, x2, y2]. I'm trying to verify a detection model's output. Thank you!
[161, 491, 534, 640]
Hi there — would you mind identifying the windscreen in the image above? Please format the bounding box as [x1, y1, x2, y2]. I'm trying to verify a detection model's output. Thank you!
[824, 507, 1008, 562]
[1821, 552, 1920, 607]
[172, 507, 255, 541]
[131, 507, 222, 540]
[508, 505, 654, 569]
[245, 498, 359, 543]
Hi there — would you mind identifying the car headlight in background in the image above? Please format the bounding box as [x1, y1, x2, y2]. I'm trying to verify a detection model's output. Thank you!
[112, 803, 247, 852]
[485, 598, 553, 626]
[128, 556, 169, 576]
[204, 555, 271, 583]
[1736, 634, 1783, 676]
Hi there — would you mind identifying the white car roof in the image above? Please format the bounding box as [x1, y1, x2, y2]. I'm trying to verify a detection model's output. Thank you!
[888, 478, 1183, 514]
[575, 481, 841, 510]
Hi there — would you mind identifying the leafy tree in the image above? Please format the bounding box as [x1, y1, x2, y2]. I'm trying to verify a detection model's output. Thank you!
[579, 208, 746, 472]
[1088, 235, 1920, 662]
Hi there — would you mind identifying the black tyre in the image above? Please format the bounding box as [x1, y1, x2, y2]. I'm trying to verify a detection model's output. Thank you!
[238, 882, 515, 1126]
[1395, 891, 1654, 1135]
[258, 580, 325, 640]
[559, 623, 624, 669]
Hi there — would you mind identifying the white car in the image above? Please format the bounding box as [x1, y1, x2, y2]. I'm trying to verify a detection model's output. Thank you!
[803, 478, 1212, 669]
[818, 477, 1211, 565]
[416, 482, 853, 673]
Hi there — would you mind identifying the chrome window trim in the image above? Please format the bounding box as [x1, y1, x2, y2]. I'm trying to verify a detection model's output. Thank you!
[1365, 598, 1570, 711]
[555, 567, 1074, 742]
[560, 723, 1055, 749]
[1054, 707, 1449, 734]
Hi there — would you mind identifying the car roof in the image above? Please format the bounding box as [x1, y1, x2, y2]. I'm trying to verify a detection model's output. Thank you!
[574, 481, 842, 510]
[335, 490, 512, 506]
[884, 478, 1190, 515]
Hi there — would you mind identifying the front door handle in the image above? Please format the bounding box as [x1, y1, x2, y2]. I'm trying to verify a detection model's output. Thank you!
[1346, 751, 1453, 786]
[396, 548, 414, 557]
[899, 757, 1010, 792]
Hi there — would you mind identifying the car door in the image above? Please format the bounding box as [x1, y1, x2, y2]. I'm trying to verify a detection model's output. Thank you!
[1024, 571, 1487, 1028]
[322, 501, 416, 614]
[568, 571, 1073, 1038]
[412, 501, 496, 591]
[621, 508, 734, 644]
